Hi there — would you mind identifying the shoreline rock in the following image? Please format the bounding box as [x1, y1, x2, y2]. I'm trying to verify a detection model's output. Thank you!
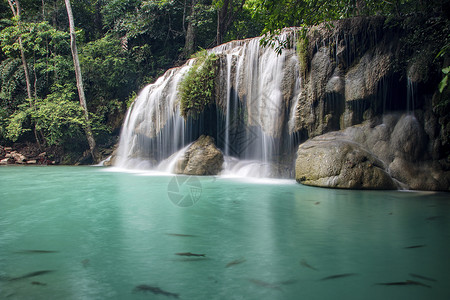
[295, 114, 450, 191]
[0, 145, 55, 165]
[296, 134, 397, 190]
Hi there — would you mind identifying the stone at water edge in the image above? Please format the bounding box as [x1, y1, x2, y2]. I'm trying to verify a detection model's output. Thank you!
[0, 158, 14, 165]
[295, 134, 397, 190]
[174, 135, 224, 176]
[9, 151, 27, 164]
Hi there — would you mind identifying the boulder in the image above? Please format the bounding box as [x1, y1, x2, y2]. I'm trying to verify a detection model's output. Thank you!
[0, 158, 14, 165]
[296, 133, 397, 190]
[10, 151, 27, 164]
[174, 135, 224, 175]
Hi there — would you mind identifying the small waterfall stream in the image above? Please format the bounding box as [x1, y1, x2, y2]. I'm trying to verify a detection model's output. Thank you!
[115, 30, 301, 177]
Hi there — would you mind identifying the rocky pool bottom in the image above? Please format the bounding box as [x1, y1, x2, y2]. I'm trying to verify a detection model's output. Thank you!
[0, 166, 449, 299]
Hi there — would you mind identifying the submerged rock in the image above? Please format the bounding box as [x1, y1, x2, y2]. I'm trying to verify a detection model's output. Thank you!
[174, 135, 224, 175]
[296, 133, 397, 190]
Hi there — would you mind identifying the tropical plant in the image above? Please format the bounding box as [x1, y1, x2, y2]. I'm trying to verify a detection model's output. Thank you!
[179, 50, 218, 119]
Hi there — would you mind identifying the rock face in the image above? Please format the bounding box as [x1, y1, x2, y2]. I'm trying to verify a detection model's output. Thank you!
[296, 133, 397, 190]
[296, 114, 450, 191]
[174, 135, 224, 175]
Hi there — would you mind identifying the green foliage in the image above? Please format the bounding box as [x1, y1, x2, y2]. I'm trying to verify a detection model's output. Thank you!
[0, 20, 69, 58]
[439, 66, 450, 93]
[296, 36, 308, 75]
[126, 91, 137, 109]
[5, 92, 86, 146]
[179, 51, 218, 119]
[436, 42, 450, 94]
[253, 0, 446, 50]
[0, 57, 25, 106]
[6, 108, 30, 142]
[79, 35, 136, 129]
[32, 98, 86, 146]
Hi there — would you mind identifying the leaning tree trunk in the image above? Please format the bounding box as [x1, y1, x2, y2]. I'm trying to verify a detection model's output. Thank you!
[7, 0, 32, 100]
[64, 0, 97, 162]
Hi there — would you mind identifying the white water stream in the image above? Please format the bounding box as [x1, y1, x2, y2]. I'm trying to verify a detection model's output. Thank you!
[116, 31, 301, 177]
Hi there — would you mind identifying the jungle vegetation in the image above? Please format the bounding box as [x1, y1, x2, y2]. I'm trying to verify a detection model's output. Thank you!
[0, 0, 448, 162]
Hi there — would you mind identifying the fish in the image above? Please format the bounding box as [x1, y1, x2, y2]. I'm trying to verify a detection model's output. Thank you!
[226, 258, 246, 268]
[314, 201, 321, 205]
[404, 245, 426, 249]
[426, 215, 444, 221]
[300, 259, 318, 271]
[166, 233, 197, 237]
[175, 252, 205, 257]
[9, 270, 54, 281]
[81, 259, 90, 267]
[133, 284, 179, 298]
[320, 273, 357, 280]
[409, 273, 437, 282]
[31, 281, 47, 286]
[14, 250, 58, 254]
[248, 279, 282, 291]
[376, 279, 431, 288]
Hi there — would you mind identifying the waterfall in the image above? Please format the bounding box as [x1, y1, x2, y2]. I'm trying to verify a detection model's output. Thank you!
[115, 30, 301, 177]
[115, 63, 192, 169]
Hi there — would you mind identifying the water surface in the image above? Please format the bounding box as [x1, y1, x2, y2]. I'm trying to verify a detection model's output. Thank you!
[0, 166, 449, 299]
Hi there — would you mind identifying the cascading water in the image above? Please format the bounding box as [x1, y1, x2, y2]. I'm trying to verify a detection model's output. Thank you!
[115, 63, 192, 169]
[115, 30, 301, 177]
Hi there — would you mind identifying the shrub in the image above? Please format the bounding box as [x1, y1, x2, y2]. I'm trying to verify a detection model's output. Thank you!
[178, 51, 218, 119]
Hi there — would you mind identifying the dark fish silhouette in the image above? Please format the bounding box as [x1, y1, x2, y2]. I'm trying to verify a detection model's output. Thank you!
[81, 259, 90, 267]
[14, 250, 58, 254]
[226, 258, 246, 268]
[320, 273, 357, 280]
[31, 281, 47, 286]
[300, 259, 318, 271]
[409, 273, 437, 282]
[9, 270, 54, 281]
[248, 279, 282, 291]
[166, 233, 196, 237]
[175, 252, 205, 257]
[404, 245, 426, 249]
[376, 280, 431, 288]
[426, 215, 444, 221]
[133, 284, 179, 298]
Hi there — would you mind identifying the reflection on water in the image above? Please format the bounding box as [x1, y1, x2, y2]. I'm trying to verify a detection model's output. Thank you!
[0, 166, 449, 299]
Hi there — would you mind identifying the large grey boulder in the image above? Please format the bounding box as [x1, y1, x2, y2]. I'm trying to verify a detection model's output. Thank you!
[296, 133, 397, 190]
[174, 135, 224, 175]
[295, 113, 450, 191]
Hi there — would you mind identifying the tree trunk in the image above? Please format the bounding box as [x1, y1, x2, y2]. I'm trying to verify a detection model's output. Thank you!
[182, 0, 197, 59]
[216, 0, 230, 46]
[7, 0, 32, 100]
[216, 0, 245, 46]
[64, 0, 97, 162]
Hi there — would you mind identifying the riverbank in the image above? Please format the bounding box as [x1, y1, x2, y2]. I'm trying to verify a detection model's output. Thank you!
[0, 144, 57, 165]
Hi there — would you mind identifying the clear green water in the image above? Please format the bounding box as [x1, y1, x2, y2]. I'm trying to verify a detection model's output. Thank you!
[0, 166, 449, 300]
